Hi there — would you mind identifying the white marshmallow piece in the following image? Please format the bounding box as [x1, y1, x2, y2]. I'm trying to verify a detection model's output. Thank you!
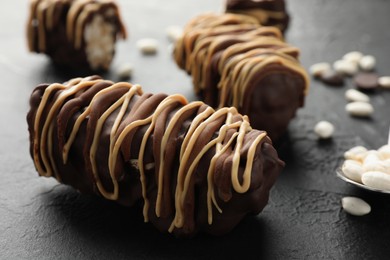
[309, 62, 331, 77]
[333, 59, 359, 75]
[341, 197, 371, 216]
[345, 89, 370, 103]
[342, 160, 364, 183]
[345, 102, 374, 117]
[116, 62, 134, 79]
[137, 38, 158, 55]
[314, 121, 334, 139]
[362, 171, 390, 191]
[378, 76, 390, 88]
[343, 51, 364, 64]
[359, 55, 376, 71]
[166, 25, 183, 42]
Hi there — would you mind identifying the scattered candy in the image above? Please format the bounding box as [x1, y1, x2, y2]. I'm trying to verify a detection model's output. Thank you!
[166, 25, 183, 42]
[359, 55, 376, 71]
[378, 76, 390, 88]
[341, 144, 390, 191]
[137, 38, 158, 55]
[345, 89, 370, 103]
[314, 121, 335, 139]
[344, 146, 368, 161]
[342, 51, 363, 64]
[309, 62, 331, 77]
[354, 72, 379, 90]
[333, 59, 359, 76]
[362, 171, 390, 191]
[320, 69, 344, 86]
[378, 144, 390, 159]
[342, 159, 364, 183]
[116, 62, 134, 79]
[341, 197, 371, 216]
[345, 102, 374, 117]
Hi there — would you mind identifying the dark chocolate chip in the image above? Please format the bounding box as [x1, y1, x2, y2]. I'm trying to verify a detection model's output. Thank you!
[354, 72, 379, 90]
[320, 69, 344, 86]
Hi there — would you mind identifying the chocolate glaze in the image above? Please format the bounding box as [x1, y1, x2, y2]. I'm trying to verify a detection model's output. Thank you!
[27, 76, 284, 237]
[225, 0, 290, 32]
[26, 0, 126, 72]
[174, 13, 309, 141]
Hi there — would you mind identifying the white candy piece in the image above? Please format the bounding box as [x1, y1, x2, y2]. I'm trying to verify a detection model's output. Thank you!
[166, 25, 183, 42]
[378, 76, 390, 88]
[342, 160, 364, 183]
[314, 121, 334, 139]
[378, 145, 390, 159]
[341, 197, 371, 216]
[359, 55, 376, 71]
[345, 102, 374, 117]
[345, 89, 370, 103]
[363, 151, 387, 172]
[344, 146, 368, 161]
[116, 62, 134, 79]
[137, 38, 158, 55]
[309, 62, 331, 77]
[343, 51, 364, 64]
[362, 171, 390, 191]
[333, 59, 359, 75]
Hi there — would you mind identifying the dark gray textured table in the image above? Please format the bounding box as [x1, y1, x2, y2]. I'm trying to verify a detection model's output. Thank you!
[1, 0, 390, 259]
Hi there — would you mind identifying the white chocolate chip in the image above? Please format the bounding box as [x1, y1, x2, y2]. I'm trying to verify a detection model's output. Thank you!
[341, 196, 371, 216]
[314, 121, 334, 139]
[166, 25, 183, 42]
[344, 146, 368, 161]
[359, 55, 376, 71]
[362, 171, 390, 191]
[116, 62, 134, 79]
[333, 59, 359, 75]
[378, 76, 390, 88]
[309, 62, 331, 77]
[342, 160, 364, 183]
[345, 89, 370, 103]
[343, 51, 364, 64]
[137, 38, 158, 55]
[345, 102, 374, 117]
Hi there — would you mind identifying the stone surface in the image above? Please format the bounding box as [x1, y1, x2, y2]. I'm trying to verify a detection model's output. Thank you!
[1, 0, 390, 259]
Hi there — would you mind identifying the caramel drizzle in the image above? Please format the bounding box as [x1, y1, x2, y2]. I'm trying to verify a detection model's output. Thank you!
[27, 0, 125, 52]
[174, 13, 309, 110]
[33, 78, 265, 231]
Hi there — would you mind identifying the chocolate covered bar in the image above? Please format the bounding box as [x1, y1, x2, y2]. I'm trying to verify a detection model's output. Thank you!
[27, 76, 284, 237]
[27, 0, 126, 71]
[174, 13, 309, 141]
[225, 0, 290, 32]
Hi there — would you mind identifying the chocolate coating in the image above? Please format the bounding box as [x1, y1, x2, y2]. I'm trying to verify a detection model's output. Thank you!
[225, 0, 290, 32]
[26, 0, 126, 72]
[27, 76, 285, 237]
[174, 13, 309, 141]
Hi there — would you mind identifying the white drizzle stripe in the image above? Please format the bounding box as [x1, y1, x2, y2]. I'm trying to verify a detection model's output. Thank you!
[207, 131, 239, 224]
[179, 107, 215, 160]
[138, 94, 188, 220]
[33, 78, 84, 177]
[89, 83, 141, 200]
[170, 107, 253, 232]
[156, 101, 204, 217]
